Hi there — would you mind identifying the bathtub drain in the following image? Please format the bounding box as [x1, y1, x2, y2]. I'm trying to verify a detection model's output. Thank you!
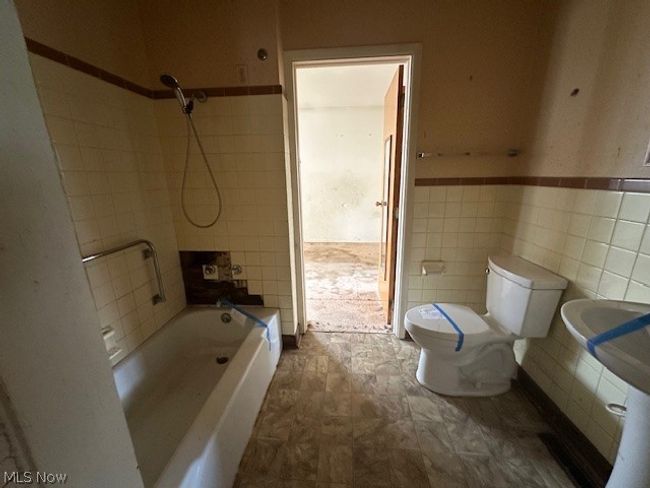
[216, 356, 229, 364]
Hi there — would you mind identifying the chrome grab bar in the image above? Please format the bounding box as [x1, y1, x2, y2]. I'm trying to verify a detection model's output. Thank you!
[81, 239, 166, 305]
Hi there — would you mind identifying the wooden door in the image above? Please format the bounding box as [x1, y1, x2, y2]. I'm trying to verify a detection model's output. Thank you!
[378, 65, 404, 324]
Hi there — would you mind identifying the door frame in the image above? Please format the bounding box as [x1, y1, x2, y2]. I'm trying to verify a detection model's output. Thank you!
[283, 44, 422, 338]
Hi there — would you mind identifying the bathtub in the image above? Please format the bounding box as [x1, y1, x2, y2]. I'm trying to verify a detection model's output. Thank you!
[112, 306, 282, 488]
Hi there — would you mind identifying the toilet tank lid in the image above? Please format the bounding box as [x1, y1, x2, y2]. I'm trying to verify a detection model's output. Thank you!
[488, 255, 568, 290]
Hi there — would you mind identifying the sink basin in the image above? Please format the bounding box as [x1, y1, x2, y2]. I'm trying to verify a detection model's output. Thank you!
[561, 299, 650, 488]
[561, 299, 650, 394]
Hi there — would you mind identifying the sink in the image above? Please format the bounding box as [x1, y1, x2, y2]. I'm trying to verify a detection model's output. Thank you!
[561, 299, 650, 394]
[561, 299, 650, 488]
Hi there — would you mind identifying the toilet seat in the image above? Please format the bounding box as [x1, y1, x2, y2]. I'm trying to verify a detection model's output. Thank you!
[403, 255, 567, 397]
[404, 303, 517, 396]
[405, 303, 505, 349]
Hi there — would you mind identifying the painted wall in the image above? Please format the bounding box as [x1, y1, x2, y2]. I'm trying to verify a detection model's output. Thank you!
[29, 54, 186, 364]
[138, 0, 281, 88]
[279, 0, 556, 179]
[14, 0, 151, 87]
[0, 3, 142, 484]
[523, 0, 650, 178]
[17, 0, 557, 189]
[299, 106, 383, 242]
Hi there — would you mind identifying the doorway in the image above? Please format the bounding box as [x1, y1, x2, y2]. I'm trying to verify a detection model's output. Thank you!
[285, 49, 417, 336]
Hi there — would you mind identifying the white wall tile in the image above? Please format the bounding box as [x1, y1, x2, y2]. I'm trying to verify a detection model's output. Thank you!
[488, 184, 650, 460]
[604, 246, 637, 277]
[587, 217, 615, 243]
[581, 241, 609, 267]
[631, 253, 650, 286]
[31, 54, 185, 364]
[611, 220, 645, 250]
[597, 272, 628, 300]
[619, 193, 650, 223]
[155, 94, 293, 333]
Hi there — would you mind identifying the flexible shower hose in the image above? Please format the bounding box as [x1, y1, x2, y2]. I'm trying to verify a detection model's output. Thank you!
[180, 114, 223, 228]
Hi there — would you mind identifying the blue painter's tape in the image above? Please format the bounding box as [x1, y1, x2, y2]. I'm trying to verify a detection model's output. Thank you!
[219, 298, 271, 344]
[433, 303, 464, 352]
[587, 312, 650, 358]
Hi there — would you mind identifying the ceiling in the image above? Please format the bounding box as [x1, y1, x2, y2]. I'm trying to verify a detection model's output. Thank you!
[296, 63, 401, 109]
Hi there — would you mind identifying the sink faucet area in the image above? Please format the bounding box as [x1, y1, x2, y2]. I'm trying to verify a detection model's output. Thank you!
[561, 299, 650, 488]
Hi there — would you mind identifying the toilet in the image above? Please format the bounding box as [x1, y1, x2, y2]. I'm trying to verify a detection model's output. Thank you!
[405, 254, 567, 396]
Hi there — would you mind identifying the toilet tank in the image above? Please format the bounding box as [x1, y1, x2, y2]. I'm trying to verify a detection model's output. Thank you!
[486, 255, 568, 337]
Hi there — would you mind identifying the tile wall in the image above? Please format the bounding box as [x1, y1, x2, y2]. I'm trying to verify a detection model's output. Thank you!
[407, 185, 505, 313]
[29, 54, 186, 364]
[154, 96, 295, 334]
[501, 185, 650, 462]
[407, 182, 650, 461]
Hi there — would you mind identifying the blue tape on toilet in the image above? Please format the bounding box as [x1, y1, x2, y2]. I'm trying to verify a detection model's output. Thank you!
[433, 303, 464, 352]
[586, 312, 650, 358]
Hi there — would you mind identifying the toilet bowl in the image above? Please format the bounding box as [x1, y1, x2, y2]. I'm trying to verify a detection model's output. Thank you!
[405, 255, 567, 396]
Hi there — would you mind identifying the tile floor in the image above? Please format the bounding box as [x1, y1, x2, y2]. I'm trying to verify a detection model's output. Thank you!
[235, 332, 575, 488]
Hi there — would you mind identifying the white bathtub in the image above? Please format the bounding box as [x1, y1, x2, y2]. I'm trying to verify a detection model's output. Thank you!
[112, 306, 281, 488]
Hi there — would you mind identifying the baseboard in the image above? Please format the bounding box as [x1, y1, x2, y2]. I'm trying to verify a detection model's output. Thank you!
[282, 331, 301, 349]
[516, 367, 612, 488]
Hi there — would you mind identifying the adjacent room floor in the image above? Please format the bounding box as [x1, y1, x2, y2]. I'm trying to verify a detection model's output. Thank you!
[235, 331, 575, 488]
[304, 243, 389, 333]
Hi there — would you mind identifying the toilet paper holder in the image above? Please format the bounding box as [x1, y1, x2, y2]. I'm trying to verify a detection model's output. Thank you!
[421, 261, 446, 275]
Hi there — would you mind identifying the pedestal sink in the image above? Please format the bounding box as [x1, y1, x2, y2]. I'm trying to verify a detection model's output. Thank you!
[561, 299, 650, 488]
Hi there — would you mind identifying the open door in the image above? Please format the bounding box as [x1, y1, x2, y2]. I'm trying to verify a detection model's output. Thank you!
[378, 65, 404, 324]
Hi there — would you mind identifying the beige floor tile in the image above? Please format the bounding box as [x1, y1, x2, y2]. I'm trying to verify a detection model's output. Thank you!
[296, 390, 325, 417]
[279, 441, 319, 481]
[325, 373, 351, 393]
[322, 391, 352, 417]
[317, 443, 353, 484]
[320, 416, 353, 445]
[353, 417, 419, 449]
[239, 438, 285, 478]
[288, 415, 321, 444]
[388, 448, 430, 488]
[460, 453, 510, 488]
[236, 331, 573, 488]
[351, 393, 410, 419]
[415, 420, 469, 487]
[407, 395, 444, 422]
[352, 447, 392, 487]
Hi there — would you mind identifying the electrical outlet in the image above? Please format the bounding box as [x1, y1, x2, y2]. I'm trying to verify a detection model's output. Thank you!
[644, 139, 650, 166]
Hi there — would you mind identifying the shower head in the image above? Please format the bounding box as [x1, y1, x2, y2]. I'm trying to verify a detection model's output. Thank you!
[159, 73, 190, 113]
[160, 73, 180, 89]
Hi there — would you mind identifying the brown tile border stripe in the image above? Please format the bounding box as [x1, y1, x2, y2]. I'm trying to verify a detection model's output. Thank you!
[415, 176, 650, 193]
[24, 37, 282, 99]
[150, 84, 282, 98]
[25, 37, 155, 97]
